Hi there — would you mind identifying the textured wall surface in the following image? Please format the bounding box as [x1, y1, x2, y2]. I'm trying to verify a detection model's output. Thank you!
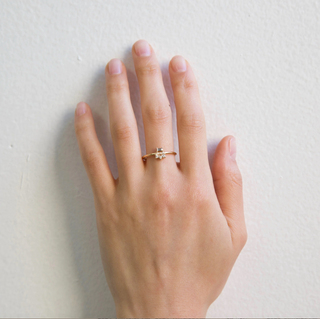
[0, 0, 319, 317]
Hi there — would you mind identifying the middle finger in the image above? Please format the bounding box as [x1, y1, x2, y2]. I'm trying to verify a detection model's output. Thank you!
[132, 40, 176, 168]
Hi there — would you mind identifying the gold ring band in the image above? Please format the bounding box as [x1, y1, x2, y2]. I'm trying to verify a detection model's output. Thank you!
[142, 147, 177, 161]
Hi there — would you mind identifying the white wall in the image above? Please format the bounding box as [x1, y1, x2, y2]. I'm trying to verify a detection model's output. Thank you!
[1, 0, 319, 317]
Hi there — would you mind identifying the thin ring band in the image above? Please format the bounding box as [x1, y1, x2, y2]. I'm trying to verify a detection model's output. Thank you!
[142, 147, 177, 161]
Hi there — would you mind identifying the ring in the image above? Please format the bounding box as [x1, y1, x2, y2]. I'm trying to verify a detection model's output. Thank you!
[142, 147, 177, 161]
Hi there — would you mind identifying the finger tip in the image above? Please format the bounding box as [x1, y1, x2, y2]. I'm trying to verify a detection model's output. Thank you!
[75, 102, 87, 117]
[77, 101, 86, 107]
[213, 135, 237, 163]
[170, 55, 188, 73]
[219, 136, 237, 161]
[133, 39, 148, 47]
[132, 39, 152, 56]
[223, 135, 235, 143]
[229, 137, 237, 161]
[106, 58, 124, 75]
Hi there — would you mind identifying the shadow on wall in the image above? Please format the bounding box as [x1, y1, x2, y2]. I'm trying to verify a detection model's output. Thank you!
[54, 66, 116, 316]
[54, 46, 216, 317]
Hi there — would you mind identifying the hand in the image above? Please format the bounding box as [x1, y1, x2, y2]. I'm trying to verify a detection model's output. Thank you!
[74, 40, 247, 318]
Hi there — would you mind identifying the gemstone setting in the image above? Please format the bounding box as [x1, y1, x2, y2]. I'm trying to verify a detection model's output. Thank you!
[155, 147, 166, 159]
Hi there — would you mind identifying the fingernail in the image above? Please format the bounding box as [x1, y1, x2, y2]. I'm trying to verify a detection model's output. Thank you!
[134, 40, 151, 57]
[171, 56, 187, 73]
[76, 102, 86, 116]
[108, 59, 122, 75]
[229, 137, 237, 160]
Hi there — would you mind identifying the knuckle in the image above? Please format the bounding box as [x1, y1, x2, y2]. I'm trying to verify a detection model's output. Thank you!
[241, 229, 248, 247]
[137, 62, 160, 77]
[183, 77, 196, 91]
[213, 164, 243, 192]
[111, 124, 134, 141]
[84, 150, 101, 171]
[75, 121, 90, 136]
[97, 202, 119, 229]
[145, 104, 171, 125]
[106, 81, 128, 95]
[185, 176, 212, 207]
[228, 169, 243, 188]
[173, 74, 197, 92]
[151, 179, 174, 209]
[180, 112, 205, 134]
[182, 77, 197, 91]
[236, 227, 248, 249]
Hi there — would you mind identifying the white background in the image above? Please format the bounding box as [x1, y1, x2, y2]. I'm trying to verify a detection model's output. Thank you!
[1, 0, 319, 317]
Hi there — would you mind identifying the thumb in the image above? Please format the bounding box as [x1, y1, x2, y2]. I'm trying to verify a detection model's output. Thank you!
[211, 135, 247, 250]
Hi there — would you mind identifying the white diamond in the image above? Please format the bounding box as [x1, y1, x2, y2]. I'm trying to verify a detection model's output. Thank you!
[155, 152, 166, 159]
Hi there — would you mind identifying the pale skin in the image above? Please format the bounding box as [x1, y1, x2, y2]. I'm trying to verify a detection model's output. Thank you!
[74, 39, 247, 318]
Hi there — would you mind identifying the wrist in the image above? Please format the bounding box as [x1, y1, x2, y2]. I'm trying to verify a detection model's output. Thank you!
[115, 299, 208, 318]
[116, 308, 208, 318]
